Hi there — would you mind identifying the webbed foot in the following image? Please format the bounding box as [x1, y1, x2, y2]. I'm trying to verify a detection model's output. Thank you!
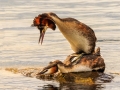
[70, 53, 85, 65]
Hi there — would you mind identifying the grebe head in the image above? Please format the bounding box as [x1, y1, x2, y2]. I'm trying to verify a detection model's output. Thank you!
[31, 12, 56, 44]
[37, 61, 60, 75]
[39, 65, 58, 75]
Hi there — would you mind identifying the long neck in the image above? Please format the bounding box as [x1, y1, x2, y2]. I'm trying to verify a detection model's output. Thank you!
[51, 16, 77, 48]
[51, 16, 72, 37]
[51, 16, 63, 26]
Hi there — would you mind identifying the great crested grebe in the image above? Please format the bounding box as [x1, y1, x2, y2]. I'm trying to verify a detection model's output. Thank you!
[32, 12, 97, 62]
[38, 47, 105, 74]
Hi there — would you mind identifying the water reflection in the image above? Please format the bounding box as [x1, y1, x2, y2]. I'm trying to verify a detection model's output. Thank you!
[60, 83, 98, 90]
[40, 82, 99, 90]
[41, 85, 58, 90]
[38, 72, 113, 90]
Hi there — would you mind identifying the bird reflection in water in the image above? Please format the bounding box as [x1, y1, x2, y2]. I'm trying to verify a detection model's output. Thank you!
[38, 72, 113, 90]
[41, 84, 58, 90]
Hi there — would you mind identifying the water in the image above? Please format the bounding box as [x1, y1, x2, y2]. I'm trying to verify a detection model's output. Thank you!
[0, 0, 120, 90]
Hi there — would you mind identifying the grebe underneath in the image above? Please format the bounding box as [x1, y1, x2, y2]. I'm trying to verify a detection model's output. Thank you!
[38, 47, 105, 74]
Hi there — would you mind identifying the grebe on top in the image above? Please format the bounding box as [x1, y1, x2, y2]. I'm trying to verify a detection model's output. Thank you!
[32, 12, 96, 61]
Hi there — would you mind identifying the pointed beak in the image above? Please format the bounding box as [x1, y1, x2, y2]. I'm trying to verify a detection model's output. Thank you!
[38, 26, 48, 45]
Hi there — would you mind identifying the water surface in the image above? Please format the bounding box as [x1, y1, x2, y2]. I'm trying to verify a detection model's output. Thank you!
[0, 0, 120, 90]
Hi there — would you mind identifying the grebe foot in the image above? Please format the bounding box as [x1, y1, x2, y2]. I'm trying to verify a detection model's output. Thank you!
[70, 53, 85, 65]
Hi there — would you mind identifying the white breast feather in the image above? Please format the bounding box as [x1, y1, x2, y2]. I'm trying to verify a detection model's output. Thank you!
[52, 16, 91, 53]
[58, 64, 92, 73]
[58, 23, 90, 53]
